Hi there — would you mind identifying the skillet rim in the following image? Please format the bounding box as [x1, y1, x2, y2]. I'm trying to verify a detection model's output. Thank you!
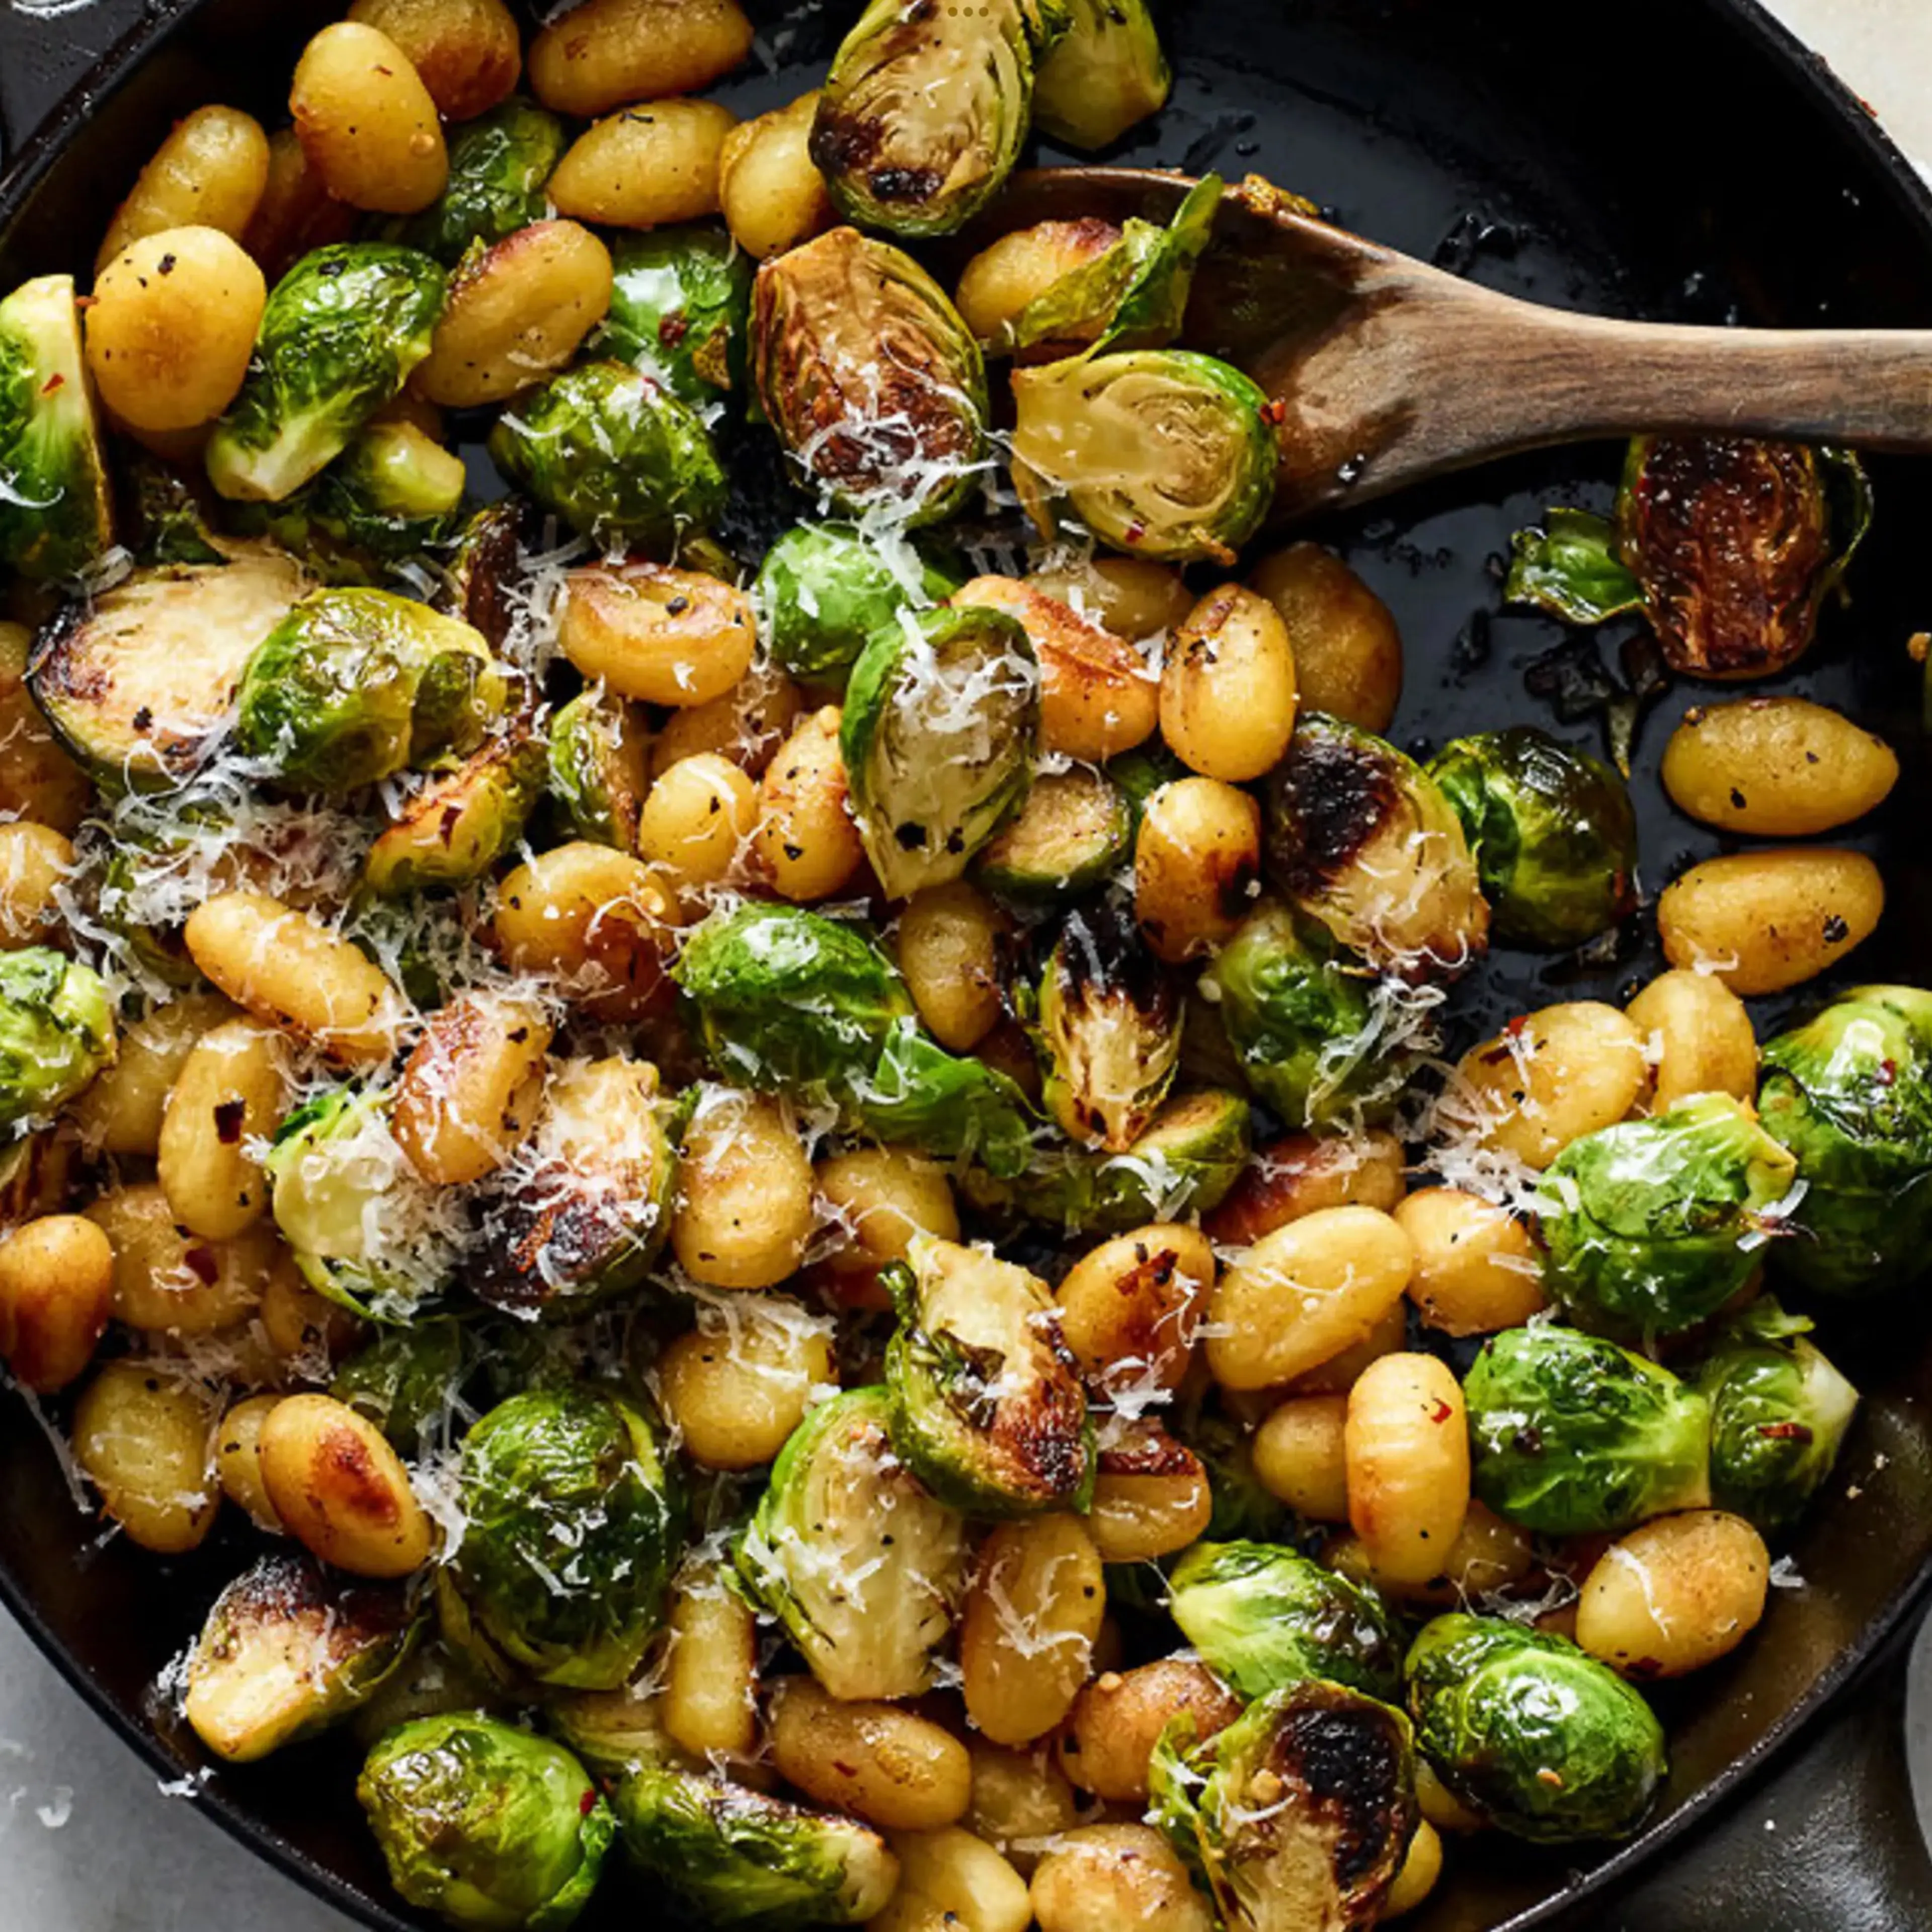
[1, 1, 1930, 1927]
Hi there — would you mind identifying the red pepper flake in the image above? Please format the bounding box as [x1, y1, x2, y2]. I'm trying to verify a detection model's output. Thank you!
[1427, 1398, 1453, 1425]
[659, 313, 691, 348]
[580, 1790, 597, 1815]
[39, 372, 64, 395]
[1879, 1058, 1898, 1087]
[1756, 1421, 1815, 1443]
[1260, 398, 1288, 426]
[1123, 521, 1146, 545]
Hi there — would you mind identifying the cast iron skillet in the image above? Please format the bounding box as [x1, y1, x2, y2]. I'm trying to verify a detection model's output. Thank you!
[4, 2, 1932, 1927]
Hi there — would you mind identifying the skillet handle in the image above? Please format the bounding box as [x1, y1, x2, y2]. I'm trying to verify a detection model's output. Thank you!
[0, 0, 157, 170]
[1594, 1617, 1932, 1931]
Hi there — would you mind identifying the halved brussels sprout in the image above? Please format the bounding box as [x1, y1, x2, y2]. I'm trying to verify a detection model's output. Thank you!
[268, 1087, 461, 1323]
[1538, 1093, 1800, 1335]
[472, 1058, 679, 1318]
[185, 1552, 419, 1763]
[1697, 1297, 1859, 1536]
[488, 360, 727, 550]
[442, 497, 538, 654]
[1503, 505, 1646, 626]
[974, 767, 1131, 903]
[1032, 0, 1171, 150]
[1150, 1681, 1415, 1932]
[0, 275, 112, 580]
[1030, 902, 1181, 1152]
[614, 1761, 901, 1929]
[1464, 1325, 1710, 1536]
[757, 520, 956, 685]
[207, 244, 447, 504]
[737, 1386, 969, 1700]
[752, 229, 989, 527]
[599, 226, 754, 408]
[882, 1233, 1092, 1517]
[1263, 714, 1490, 975]
[359, 1714, 614, 1931]
[31, 545, 313, 787]
[1404, 1614, 1667, 1843]
[1757, 985, 1932, 1295]
[443, 1384, 684, 1692]
[363, 726, 546, 897]
[842, 605, 1039, 899]
[236, 589, 509, 792]
[292, 418, 470, 567]
[546, 688, 651, 851]
[674, 901, 1036, 1176]
[813, 0, 1038, 238]
[1010, 349, 1276, 566]
[0, 950, 115, 1131]
[117, 449, 226, 568]
[332, 1317, 470, 1455]
[396, 98, 569, 266]
[547, 1678, 680, 1783]
[1166, 1540, 1403, 1704]
[1427, 726, 1638, 949]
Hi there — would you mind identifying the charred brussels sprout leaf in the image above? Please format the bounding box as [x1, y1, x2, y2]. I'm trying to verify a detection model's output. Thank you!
[1167, 1540, 1403, 1704]
[333, 1318, 470, 1455]
[882, 1233, 1092, 1516]
[1010, 349, 1275, 566]
[1696, 1298, 1859, 1535]
[1538, 1094, 1799, 1335]
[0, 949, 115, 1131]
[207, 244, 446, 504]
[813, 0, 1037, 238]
[546, 687, 650, 850]
[1404, 1614, 1667, 1843]
[736, 1386, 968, 1700]
[0, 275, 112, 580]
[1264, 713, 1489, 975]
[614, 1761, 900, 1929]
[598, 226, 754, 408]
[1464, 1325, 1711, 1536]
[364, 726, 546, 897]
[1150, 1681, 1415, 1932]
[1428, 726, 1638, 949]
[1032, 0, 1171, 150]
[1031, 901, 1182, 1151]
[1756, 984, 1932, 1295]
[752, 229, 989, 526]
[395, 99, 568, 266]
[185, 1552, 419, 1763]
[757, 520, 956, 685]
[842, 604, 1039, 898]
[358, 1714, 614, 1930]
[443, 1385, 683, 1691]
[236, 589, 509, 792]
[1503, 507, 1644, 626]
[488, 361, 726, 550]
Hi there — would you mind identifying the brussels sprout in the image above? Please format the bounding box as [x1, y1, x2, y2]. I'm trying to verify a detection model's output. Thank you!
[1538, 1094, 1800, 1335]
[296, 419, 470, 566]
[1030, 902, 1181, 1152]
[1032, 0, 1170, 150]
[614, 1762, 900, 1929]
[184, 1552, 419, 1764]
[674, 901, 1036, 1176]
[333, 1318, 471, 1454]
[442, 498, 538, 655]
[1006, 175, 1219, 360]
[975, 767, 1132, 902]
[1166, 1540, 1404, 1704]
[813, 0, 1038, 238]
[268, 1087, 460, 1322]
[1427, 726, 1638, 949]
[442, 1385, 683, 1692]
[31, 544, 313, 787]
[359, 1714, 614, 1930]
[0, 275, 112, 581]
[1464, 1325, 1711, 1536]
[207, 244, 446, 504]
[598, 227, 755, 408]
[1150, 1681, 1415, 1932]
[472, 1058, 680, 1318]
[881, 1233, 1092, 1516]
[547, 1678, 680, 1783]
[752, 229, 989, 527]
[1696, 1298, 1859, 1535]
[1010, 350, 1275, 566]
[737, 1387, 968, 1700]
[1757, 985, 1932, 1295]
[1404, 1614, 1667, 1843]
[0, 950, 114, 1132]
[842, 605, 1039, 898]
[396, 99, 569, 266]
[545, 689, 649, 850]
[364, 726, 546, 897]
[488, 361, 726, 551]
[1263, 714, 1490, 975]
[236, 589, 508, 792]
[118, 449, 225, 568]
[757, 521, 955, 685]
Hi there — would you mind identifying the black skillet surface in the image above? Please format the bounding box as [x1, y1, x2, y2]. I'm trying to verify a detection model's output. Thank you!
[5, 2, 1932, 1927]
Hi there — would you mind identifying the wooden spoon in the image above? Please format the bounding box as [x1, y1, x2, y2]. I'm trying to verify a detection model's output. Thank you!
[983, 168, 1932, 521]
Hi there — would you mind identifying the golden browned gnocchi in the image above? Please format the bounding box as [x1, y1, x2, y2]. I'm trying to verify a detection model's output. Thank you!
[1660, 695, 1898, 836]
[346, 0, 522, 122]
[959, 1514, 1105, 1746]
[717, 94, 835, 260]
[529, 0, 753, 116]
[1575, 1510, 1770, 1678]
[97, 105, 271, 270]
[560, 561, 757, 707]
[72, 1360, 220, 1555]
[1657, 847, 1883, 994]
[1248, 540, 1404, 732]
[770, 1676, 973, 1831]
[258, 1394, 433, 1578]
[752, 707, 866, 904]
[1134, 776, 1261, 963]
[550, 101, 738, 230]
[1625, 967, 1759, 1111]
[0, 1215, 114, 1393]
[1394, 1188, 1546, 1335]
[671, 1088, 816, 1289]
[1159, 583, 1299, 782]
[289, 22, 449, 215]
